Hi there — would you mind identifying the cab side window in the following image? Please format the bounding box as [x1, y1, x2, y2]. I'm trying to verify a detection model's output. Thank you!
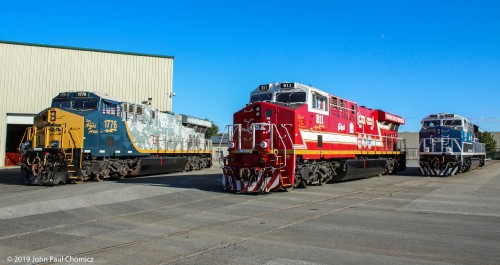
[312, 92, 328, 111]
[102, 102, 121, 117]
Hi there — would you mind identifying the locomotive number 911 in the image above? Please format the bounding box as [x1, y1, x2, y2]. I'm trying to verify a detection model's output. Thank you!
[220, 82, 407, 193]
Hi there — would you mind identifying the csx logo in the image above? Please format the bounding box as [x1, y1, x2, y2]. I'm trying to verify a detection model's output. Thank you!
[358, 115, 374, 126]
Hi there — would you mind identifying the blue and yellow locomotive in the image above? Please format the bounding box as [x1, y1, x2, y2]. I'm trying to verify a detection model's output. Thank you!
[19, 91, 212, 185]
[418, 113, 486, 176]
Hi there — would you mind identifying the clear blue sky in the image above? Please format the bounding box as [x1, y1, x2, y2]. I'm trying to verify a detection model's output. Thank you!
[1, 1, 499, 132]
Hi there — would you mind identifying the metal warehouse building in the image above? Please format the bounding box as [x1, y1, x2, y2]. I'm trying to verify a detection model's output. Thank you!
[0, 41, 174, 167]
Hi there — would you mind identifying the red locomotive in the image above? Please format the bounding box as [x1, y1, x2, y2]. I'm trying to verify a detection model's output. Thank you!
[221, 82, 407, 192]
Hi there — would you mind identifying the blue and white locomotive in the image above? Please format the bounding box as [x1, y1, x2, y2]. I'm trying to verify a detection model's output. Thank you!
[418, 113, 486, 176]
[19, 91, 213, 185]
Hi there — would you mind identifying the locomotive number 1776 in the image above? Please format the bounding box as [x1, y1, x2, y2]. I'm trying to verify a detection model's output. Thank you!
[104, 120, 118, 133]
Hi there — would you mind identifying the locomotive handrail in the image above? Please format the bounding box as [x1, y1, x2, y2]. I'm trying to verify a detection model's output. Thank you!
[222, 124, 243, 150]
[271, 123, 286, 168]
[217, 124, 240, 166]
[278, 124, 294, 169]
[18, 127, 34, 152]
[419, 137, 462, 154]
[474, 142, 485, 153]
[397, 137, 407, 152]
[220, 123, 294, 169]
[68, 127, 84, 168]
[250, 122, 293, 169]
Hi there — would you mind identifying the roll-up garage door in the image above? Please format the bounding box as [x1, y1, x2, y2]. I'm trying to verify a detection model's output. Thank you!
[4, 114, 35, 166]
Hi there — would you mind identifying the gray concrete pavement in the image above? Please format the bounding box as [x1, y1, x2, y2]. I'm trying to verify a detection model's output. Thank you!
[0, 161, 499, 265]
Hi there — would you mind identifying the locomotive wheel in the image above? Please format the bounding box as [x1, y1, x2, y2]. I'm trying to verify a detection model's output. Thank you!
[114, 173, 126, 180]
[94, 174, 104, 182]
[315, 172, 325, 186]
[386, 158, 395, 175]
[432, 159, 441, 172]
[71, 176, 84, 184]
[317, 177, 325, 186]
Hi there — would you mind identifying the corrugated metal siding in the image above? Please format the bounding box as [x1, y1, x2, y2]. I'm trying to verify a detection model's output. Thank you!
[0, 42, 174, 167]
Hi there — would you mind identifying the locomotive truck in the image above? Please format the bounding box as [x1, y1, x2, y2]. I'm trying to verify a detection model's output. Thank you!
[19, 91, 212, 185]
[220, 82, 407, 193]
[418, 113, 486, 176]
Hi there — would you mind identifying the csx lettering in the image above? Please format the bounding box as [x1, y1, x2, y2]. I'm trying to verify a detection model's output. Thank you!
[358, 115, 374, 126]
[358, 115, 366, 125]
[366, 117, 374, 126]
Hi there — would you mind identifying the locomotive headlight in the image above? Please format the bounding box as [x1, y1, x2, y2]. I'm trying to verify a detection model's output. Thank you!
[50, 140, 59, 148]
[50, 111, 56, 121]
[259, 141, 268, 149]
[255, 106, 261, 117]
[228, 141, 235, 149]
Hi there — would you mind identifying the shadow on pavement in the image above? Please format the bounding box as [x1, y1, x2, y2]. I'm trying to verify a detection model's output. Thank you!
[0, 165, 226, 193]
[116, 170, 226, 193]
[0, 163, 430, 191]
[397, 166, 423, 177]
[0, 167, 24, 186]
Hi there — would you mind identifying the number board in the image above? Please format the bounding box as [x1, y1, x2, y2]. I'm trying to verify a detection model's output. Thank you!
[259, 84, 270, 90]
[75, 92, 89, 97]
[280, 83, 294, 89]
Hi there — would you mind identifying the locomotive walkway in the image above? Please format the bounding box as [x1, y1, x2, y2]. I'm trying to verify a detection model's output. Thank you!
[0, 161, 499, 265]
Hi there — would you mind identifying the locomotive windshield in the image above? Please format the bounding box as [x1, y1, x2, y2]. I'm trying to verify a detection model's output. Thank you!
[50, 98, 99, 111]
[276, 92, 306, 104]
[422, 120, 440, 128]
[250, 93, 272, 103]
[51, 98, 71, 108]
[443, 119, 463, 130]
[73, 99, 99, 110]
